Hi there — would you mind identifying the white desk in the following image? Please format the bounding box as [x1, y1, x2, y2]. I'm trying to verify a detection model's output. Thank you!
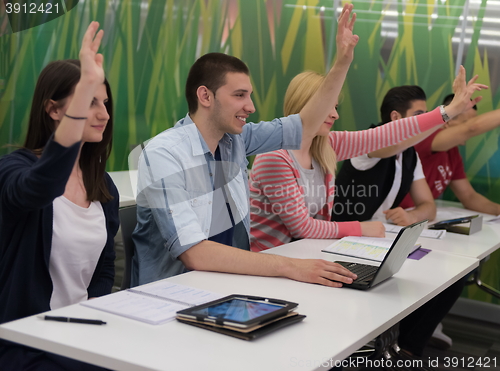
[0, 239, 478, 371]
[108, 171, 137, 208]
[416, 200, 500, 260]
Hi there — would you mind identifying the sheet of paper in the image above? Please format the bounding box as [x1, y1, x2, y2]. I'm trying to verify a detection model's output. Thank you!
[81, 290, 187, 325]
[81, 283, 224, 325]
[323, 236, 394, 262]
[485, 215, 500, 224]
[383, 223, 446, 239]
[130, 282, 223, 306]
[434, 207, 478, 222]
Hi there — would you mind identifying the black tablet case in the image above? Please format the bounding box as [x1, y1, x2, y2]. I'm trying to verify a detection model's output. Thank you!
[176, 314, 306, 340]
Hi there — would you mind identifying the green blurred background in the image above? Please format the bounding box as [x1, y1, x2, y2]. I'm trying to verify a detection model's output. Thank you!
[1, 0, 499, 304]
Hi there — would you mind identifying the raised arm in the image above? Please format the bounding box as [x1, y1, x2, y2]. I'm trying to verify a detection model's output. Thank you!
[367, 126, 441, 159]
[0, 22, 106, 211]
[445, 66, 487, 118]
[366, 66, 488, 159]
[432, 109, 500, 152]
[332, 108, 443, 161]
[54, 22, 105, 147]
[299, 4, 358, 141]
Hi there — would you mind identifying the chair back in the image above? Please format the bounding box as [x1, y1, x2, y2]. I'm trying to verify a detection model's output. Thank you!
[119, 205, 137, 290]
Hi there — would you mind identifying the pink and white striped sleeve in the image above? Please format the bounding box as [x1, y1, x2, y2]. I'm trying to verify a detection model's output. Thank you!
[251, 152, 361, 240]
[331, 107, 443, 161]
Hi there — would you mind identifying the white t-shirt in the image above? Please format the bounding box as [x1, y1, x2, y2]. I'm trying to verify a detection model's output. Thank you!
[49, 196, 106, 310]
[350, 152, 425, 220]
[289, 151, 327, 217]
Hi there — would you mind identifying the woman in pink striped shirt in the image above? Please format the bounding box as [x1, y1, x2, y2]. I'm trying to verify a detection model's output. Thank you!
[249, 68, 484, 251]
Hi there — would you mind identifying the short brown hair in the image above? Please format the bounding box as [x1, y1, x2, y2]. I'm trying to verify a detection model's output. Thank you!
[185, 53, 249, 114]
[380, 85, 426, 123]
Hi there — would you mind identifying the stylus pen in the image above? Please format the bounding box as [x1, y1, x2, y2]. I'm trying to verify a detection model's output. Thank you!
[41, 315, 106, 325]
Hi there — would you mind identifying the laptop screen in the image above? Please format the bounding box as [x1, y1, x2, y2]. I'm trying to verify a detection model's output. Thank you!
[371, 220, 428, 287]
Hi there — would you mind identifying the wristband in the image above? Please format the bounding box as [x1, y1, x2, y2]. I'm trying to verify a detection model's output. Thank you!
[64, 113, 88, 120]
[439, 105, 450, 122]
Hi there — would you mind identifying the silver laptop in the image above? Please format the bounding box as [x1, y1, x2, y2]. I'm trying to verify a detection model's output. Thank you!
[334, 220, 427, 290]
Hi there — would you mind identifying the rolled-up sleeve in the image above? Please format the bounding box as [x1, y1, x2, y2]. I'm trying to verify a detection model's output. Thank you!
[242, 114, 302, 156]
[281, 114, 303, 149]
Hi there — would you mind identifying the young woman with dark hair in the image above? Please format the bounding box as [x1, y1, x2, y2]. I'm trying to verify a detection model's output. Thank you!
[0, 22, 118, 370]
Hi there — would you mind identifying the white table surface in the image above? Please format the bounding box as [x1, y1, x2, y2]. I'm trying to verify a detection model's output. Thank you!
[108, 170, 137, 208]
[0, 239, 478, 371]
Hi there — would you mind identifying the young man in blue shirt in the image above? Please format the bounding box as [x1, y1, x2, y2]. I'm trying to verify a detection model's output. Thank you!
[131, 4, 360, 287]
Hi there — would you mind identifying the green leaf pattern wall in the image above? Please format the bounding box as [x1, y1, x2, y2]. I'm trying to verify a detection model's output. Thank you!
[1, 0, 499, 303]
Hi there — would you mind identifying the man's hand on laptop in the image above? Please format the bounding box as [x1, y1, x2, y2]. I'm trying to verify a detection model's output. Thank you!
[283, 259, 358, 288]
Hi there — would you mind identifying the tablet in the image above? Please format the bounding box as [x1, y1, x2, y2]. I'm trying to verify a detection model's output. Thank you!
[428, 215, 478, 229]
[176, 295, 298, 329]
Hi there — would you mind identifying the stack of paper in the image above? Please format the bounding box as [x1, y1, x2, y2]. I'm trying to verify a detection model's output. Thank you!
[82, 282, 223, 325]
[383, 223, 446, 239]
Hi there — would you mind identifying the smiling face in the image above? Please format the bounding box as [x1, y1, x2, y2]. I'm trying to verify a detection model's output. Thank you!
[208, 72, 256, 135]
[316, 103, 339, 137]
[59, 84, 110, 143]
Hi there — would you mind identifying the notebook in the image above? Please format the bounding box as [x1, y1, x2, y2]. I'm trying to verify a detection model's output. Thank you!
[322, 236, 421, 262]
[332, 220, 427, 290]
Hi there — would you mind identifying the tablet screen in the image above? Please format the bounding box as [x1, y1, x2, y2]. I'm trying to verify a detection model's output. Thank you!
[437, 217, 468, 224]
[189, 298, 285, 322]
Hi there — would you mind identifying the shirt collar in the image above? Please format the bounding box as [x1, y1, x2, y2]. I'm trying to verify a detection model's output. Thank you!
[179, 113, 233, 157]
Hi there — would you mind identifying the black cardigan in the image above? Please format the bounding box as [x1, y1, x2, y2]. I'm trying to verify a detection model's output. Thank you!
[333, 147, 417, 222]
[0, 138, 119, 325]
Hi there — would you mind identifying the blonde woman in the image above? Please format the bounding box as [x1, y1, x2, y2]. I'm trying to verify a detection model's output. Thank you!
[249, 68, 484, 251]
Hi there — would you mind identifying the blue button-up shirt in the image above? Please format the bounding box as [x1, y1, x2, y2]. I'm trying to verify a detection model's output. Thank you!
[131, 113, 302, 286]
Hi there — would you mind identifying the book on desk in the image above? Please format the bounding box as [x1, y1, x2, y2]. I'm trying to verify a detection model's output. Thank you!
[322, 236, 421, 262]
[81, 281, 223, 325]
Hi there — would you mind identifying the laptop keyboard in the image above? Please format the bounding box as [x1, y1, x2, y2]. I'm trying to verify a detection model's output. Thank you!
[337, 262, 378, 282]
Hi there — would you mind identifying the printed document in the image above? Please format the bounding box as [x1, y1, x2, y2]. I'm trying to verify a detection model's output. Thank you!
[82, 282, 223, 325]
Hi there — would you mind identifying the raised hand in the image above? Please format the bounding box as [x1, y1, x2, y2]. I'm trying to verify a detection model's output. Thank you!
[446, 66, 488, 118]
[54, 21, 106, 147]
[336, 3, 359, 64]
[79, 21, 105, 87]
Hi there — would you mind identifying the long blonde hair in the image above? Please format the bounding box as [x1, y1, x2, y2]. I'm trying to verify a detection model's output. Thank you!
[283, 71, 337, 175]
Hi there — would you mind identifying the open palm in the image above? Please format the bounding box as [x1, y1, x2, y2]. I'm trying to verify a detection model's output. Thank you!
[79, 21, 105, 87]
[336, 4, 359, 64]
